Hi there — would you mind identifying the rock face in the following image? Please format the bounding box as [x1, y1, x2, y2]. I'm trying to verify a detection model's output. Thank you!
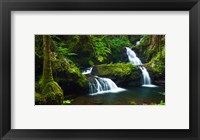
[92, 63, 142, 87]
[51, 58, 89, 96]
[119, 47, 129, 63]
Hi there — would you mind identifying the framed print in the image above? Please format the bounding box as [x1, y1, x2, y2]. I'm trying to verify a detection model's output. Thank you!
[0, 0, 200, 140]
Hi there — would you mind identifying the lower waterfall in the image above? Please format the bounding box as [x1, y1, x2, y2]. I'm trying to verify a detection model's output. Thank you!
[89, 76, 125, 95]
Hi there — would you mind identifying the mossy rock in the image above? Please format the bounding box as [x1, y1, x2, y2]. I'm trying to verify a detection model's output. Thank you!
[42, 81, 64, 104]
[92, 63, 142, 86]
[35, 81, 64, 105]
[35, 93, 46, 105]
[52, 58, 89, 95]
[144, 47, 165, 85]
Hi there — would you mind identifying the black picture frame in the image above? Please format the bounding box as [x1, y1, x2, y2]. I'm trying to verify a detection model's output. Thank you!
[0, 0, 199, 139]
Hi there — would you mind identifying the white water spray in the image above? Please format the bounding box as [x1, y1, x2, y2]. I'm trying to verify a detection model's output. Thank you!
[82, 67, 93, 75]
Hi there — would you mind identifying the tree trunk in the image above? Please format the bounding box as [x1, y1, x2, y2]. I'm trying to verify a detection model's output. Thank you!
[42, 35, 53, 84]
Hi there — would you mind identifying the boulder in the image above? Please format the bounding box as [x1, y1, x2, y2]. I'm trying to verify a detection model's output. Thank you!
[119, 47, 129, 63]
[92, 63, 142, 87]
[51, 57, 89, 96]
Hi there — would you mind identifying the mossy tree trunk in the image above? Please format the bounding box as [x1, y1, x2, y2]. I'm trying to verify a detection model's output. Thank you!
[42, 35, 54, 84]
[38, 35, 64, 105]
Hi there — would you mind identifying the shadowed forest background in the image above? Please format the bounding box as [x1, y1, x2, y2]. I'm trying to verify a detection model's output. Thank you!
[35, 35, 165, 105]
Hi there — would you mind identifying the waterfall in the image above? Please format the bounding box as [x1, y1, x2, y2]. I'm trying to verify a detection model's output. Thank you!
[136, 38, 142, 45]
[82, 67, 93, 75]
[139, 67, 151, 85]
[126, 47, 142, 65]
[125, 47, 156, 87]
[89, 76, 125, 95]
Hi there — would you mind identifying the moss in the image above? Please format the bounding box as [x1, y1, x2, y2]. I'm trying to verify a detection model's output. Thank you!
[133, 35, 165, 64]
[35, 93, 46, 105]
[41, 81, 64, 105]
[94, 63, 135, 77]
[92, 63, 142, 86]
[144, 46, 165, 80]
[130, 101, 137, 105]
[63, 99, 74, 105]
[150, 100, 165, 105]
[52, 57, 89, 95]
[42, 35, 54, 83]
[159, 100, 165, 105]
[35, 81, 64, 105]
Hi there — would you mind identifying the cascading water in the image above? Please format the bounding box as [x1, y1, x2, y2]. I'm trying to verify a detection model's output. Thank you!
[125, 47, 156, 87]
[136, 38, 142, 45]
[82, 67, 93, 75]
[126, 47, 142, 65]
[89, 76, 125, 95]
[139, 67, 151, 85]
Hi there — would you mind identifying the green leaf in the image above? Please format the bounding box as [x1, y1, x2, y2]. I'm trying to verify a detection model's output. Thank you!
[97, 56, 104, 62]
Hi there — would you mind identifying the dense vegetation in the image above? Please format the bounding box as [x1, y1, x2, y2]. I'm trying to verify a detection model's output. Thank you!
[35, 35, 165, 105]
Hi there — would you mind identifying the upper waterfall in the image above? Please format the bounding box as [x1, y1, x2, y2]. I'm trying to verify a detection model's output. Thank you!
[82, 67, 93, 75]
[126, 47, 142, 65]
[125, 47, 156, 87]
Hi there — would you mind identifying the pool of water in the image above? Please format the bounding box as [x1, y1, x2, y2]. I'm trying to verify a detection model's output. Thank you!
[71, 86, 165, 105]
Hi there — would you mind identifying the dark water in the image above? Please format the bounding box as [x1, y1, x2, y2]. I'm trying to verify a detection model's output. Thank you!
[71, 86, 165, 105]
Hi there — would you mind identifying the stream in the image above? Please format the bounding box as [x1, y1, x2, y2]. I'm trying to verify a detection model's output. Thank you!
[71, 86, 165, 105]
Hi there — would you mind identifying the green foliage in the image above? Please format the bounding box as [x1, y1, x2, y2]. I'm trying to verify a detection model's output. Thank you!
[65, 35, 80, 50]
[159, 100, 165, 105]
[51, 35, 77, 59]
[130, 101, 137, 105]
[56, 47, 77, 58]
[128, 35, 142, 44]
[106, 36, 132, 62]
[49, 35, 133, 67]
[150, 100, 165, 105]
[63, 99, 74, 105]
[130, 100, 165, 105]
[145, 46, 165, 78]
[90, 35, 111, 62]
[134, 35, 164, 63]
[92, 35, 132, 63]
[106, 36, 131, 48]
[71, 35, 132, 65]
[88, 60, 94, 66]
